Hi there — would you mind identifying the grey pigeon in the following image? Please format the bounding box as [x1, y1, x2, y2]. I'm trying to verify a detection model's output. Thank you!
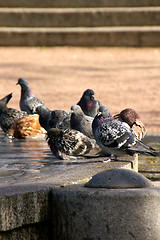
[17, 78, 45, 114]
[77, 89, 100, 117]
[70, 104, 94, 139]
[47, 128, 104, 160]
[92, 105, 160, 159]
[0, 93, 27, 133]
[114, 108, 146, 140]
[36, 105, 70, 131]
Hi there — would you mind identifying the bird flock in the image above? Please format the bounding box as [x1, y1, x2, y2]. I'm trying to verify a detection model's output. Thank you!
[0, 78, 159, 161]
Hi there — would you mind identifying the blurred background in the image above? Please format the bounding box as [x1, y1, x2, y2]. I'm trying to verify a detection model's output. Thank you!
[0, 0, 160, 133]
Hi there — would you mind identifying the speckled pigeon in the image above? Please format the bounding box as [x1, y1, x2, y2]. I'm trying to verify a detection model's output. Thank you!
[92, 105, 160, 158]
[36, 105, 71, 131]
[70, 104, 94, 139]
[114, 108, 146, 140]
[77, 89, 100, 117]
[47, 128, 104, 160]
[0, 93, 27, 133]
[17, 78, 45, 114]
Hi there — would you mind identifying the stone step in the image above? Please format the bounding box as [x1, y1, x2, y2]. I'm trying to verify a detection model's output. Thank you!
[0, 7, 160, 27]
[0, 26, 160, 46]
[0, 0, 160, 8]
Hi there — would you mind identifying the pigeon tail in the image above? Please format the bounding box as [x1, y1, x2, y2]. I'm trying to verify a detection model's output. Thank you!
[0, 93, 13, 111]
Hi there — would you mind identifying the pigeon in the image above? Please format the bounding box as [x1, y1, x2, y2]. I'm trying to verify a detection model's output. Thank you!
[47, 128, 104, 160]
[70, 104, 94, 139]
[36, 105, 71, 131]
[77, 89, 100, 117]
[7, 114, 46, 139]
[114, 108, 146, 140]
[0, 93, 27, 133]
[17, 77, 45, 114]
[92, 105, 160, 159]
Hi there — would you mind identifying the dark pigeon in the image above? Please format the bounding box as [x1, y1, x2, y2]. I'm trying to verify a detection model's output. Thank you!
[36, 105, 70, 131]
[0, 93, 12, 109]
[70, 104, 94, 139]
[0, 93, 27, 133]
[92, 105, 160, 159]
[47, 128, 104, 160]
[77, 89, 100, 117]
[17, 78, 45, 114]
[114, 108, 146, 140]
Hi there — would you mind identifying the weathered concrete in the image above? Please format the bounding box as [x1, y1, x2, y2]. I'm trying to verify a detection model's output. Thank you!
[0, 222, 51, 240]
[84, 169, 153, 188]
[0, 185, 51, 231]
[51, 184, 160, 240]
[1, 7, 160, 27]
[0, 186, 52, 240]
[1, 26, 160, 47]
[0, 0, 160, 8]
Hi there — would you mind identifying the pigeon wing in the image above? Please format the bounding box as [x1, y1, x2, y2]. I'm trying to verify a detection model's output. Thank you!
[96, 120, 136, 149]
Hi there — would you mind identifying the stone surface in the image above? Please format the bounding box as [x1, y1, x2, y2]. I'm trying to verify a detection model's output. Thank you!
[1, 26, 160, 47]
[0, 221, 51, 240]
[51, 184, 160, 240]
[0, 186, 51, 231]
[84, 169, 153, 188]
[1, 8, 160, 28]
[0, 0, 160, 8]
[1, 2, 160, 46]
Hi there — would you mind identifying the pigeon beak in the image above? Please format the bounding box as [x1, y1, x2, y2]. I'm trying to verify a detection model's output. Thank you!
[16, 82, 19, 85]
[70, 110, 74, 114]
[96, 112, 102, 117]
[90, 95, 94, 100]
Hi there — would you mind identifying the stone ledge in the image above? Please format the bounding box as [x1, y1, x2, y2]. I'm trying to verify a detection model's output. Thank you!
[0, 186, 51, 231]
[0, 0, 160, 8]
[0, 7, 160, 27]
[1, 26, 160, 46]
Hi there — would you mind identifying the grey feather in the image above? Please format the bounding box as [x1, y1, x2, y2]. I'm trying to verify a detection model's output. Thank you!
[70, 105, 94, 138]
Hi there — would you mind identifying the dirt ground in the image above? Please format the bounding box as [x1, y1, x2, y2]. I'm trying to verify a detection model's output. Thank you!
[0, 47, 159, 133]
